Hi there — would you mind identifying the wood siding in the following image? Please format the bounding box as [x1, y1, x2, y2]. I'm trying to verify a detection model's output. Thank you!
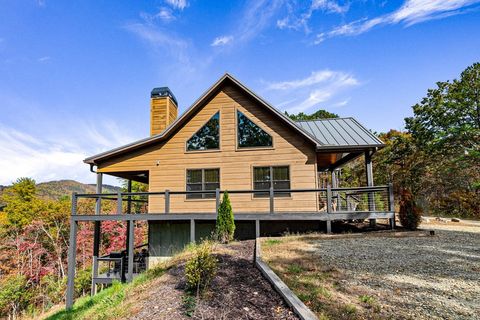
[98, 84, 318, 213]
[150, 97, 177, 136]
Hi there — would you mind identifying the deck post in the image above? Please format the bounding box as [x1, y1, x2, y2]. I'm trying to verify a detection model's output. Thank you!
[190, 219, 195, 243]
[269, 187, 274, 214]
[66, 194, 78, 310]
[326, 185, 332, 233]
[117, 191, 123, 214]
[388, 183, 395, 229]
[215, 188, 220, 216]
[255, 219, 260, 238]
[125, 180, 132, 282]
[127, 218, 134, 282]
[165, 189, 170, 214]
[92, 173, 102, 295]
[365, 150, 376, 227]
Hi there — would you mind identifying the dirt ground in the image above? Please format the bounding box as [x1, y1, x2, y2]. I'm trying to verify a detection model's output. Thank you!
[261, 220, 480, 320]
[127, 240, 298, 320]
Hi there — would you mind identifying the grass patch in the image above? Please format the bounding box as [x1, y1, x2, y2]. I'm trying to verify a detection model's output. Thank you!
[263, 238, 282, 246]
[44, 248, 190, 320]
[261, 235, 389, 320]
[286, 263, 304, 274]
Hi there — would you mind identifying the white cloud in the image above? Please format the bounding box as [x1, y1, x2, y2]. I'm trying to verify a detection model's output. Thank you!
[277, 0, 349, 33]
[211, 35, 233, 47]
[265, 70, 359, 113]
[125, 23, 191, 66]
[38, 56, 51, 63]
[237, 0, 285, 42]
[316, 0, 480, 43]
[165, 0, 188, 10]
[141, 7, 176, 23]
[0, 120, 137, 186]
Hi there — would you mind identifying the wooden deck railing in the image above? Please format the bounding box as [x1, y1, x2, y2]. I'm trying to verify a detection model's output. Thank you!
[71, 184, 395, 216]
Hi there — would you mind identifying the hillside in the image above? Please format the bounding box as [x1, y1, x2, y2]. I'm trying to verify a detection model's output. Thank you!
[0, 180, 122, 203]
[36, 180, 122, 200]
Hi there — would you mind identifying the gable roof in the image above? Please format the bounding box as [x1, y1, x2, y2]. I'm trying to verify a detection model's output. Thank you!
[295, 118, 384, 150]
[84, 73, 320, 165]
[84, 73, 384, 165]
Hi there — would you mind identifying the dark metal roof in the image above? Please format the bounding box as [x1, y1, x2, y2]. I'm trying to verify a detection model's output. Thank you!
[295, 118, 384, 149]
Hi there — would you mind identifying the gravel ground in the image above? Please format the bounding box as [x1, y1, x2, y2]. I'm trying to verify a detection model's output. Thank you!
[306, 222, 480, 320]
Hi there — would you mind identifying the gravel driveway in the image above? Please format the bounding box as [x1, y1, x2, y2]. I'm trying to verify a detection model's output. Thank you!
[307, 222, 480, 319]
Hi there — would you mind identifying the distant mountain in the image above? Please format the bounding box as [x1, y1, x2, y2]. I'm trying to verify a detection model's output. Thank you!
[0, 180, 122, 202]
[36, 180, 122, 200]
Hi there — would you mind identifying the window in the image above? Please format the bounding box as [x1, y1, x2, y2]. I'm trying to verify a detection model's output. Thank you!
[237, 110, 272, 148]
[253, 166, 290, 197]
[186, 112, 220, 151]
[186, 168, 220, 199]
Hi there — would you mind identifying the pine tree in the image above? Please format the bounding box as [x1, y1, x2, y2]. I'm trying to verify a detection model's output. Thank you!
[215, 191, 235, 243]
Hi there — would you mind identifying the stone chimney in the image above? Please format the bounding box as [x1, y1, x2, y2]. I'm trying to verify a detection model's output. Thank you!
[150, 87, 178, 136]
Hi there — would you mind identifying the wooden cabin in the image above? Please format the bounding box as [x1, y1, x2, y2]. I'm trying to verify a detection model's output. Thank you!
[66, 74, 394, 308]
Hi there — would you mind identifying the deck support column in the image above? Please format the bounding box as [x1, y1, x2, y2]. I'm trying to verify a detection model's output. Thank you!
[125, 180, 132, 282]
[255, 219, 260, 238]
[127, 218, 134, 282]
[91, 173, 102, 295]
[326, 185, 332, 234]
[388, 183, 396, 230]
[66, 193, 78, 310]
[190, 219, 195, 243]
[365, 150, 376, 228]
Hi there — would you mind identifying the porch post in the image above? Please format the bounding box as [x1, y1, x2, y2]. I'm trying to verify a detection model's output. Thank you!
[127, 217, 134, 282]
[255, 219, 260, 238]
[326, 185, 332, 234]
[365, 150, 376, 227]
[388, 183, 395, 229]
[91, 173, 102, 295]
[125, 179, 132, 282]
[190, 219, 195, 243]
[66, 194, 78, 310]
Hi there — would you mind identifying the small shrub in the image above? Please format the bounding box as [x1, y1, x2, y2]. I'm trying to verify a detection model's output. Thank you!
[343, 304, 357, 315]
[184, 241, 218, 296]
[215, 191, 235, 243]
[182, 294, 196, 317]
[399, 189, 422, 230]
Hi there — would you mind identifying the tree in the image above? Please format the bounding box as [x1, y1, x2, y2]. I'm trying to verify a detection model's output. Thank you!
[285, 109, 339, 121]
[0, 275, 32, 319]
[215, 192, 235, 243]
[405, 62, 480, 218]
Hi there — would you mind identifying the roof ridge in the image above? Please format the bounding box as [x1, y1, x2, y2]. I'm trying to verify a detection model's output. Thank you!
[295, 117, 354, 122]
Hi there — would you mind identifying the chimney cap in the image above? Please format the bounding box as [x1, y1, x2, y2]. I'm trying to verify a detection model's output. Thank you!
[151, 87, 178, 105]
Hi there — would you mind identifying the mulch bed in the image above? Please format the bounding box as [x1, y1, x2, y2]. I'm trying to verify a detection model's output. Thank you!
[128, 240, 298, 320]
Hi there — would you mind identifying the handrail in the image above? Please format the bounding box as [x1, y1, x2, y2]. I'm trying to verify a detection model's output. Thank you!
[74, 186, 389, 198]
[72, 185, 394, 216]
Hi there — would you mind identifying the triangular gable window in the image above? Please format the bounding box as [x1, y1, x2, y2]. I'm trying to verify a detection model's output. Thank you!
[237, 110, 273, 148]
[186, 112, 220, 151]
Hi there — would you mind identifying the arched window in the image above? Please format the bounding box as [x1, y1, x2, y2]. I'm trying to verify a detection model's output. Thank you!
[186, 112, 220, 151]
[237, 110, 272, 148]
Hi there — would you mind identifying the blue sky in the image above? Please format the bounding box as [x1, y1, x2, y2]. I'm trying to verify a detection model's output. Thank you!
[0, 0, 479, 185]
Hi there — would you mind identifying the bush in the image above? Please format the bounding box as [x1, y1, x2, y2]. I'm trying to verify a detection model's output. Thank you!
[399, 189, 422, 230]
[184, 242, 217, 296]
[215, 191, 235, 243]
[0, 274, 32, 319]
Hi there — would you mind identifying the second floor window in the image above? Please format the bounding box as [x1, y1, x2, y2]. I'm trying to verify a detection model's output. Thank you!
[253, 166, 290, 197]
[186, 112, 220, 151]
[237, 110, 273, 148]
[186, 168, 220, 199]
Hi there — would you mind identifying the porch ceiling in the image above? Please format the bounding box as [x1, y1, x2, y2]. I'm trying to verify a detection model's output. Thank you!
[100, 170, 149, 184]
